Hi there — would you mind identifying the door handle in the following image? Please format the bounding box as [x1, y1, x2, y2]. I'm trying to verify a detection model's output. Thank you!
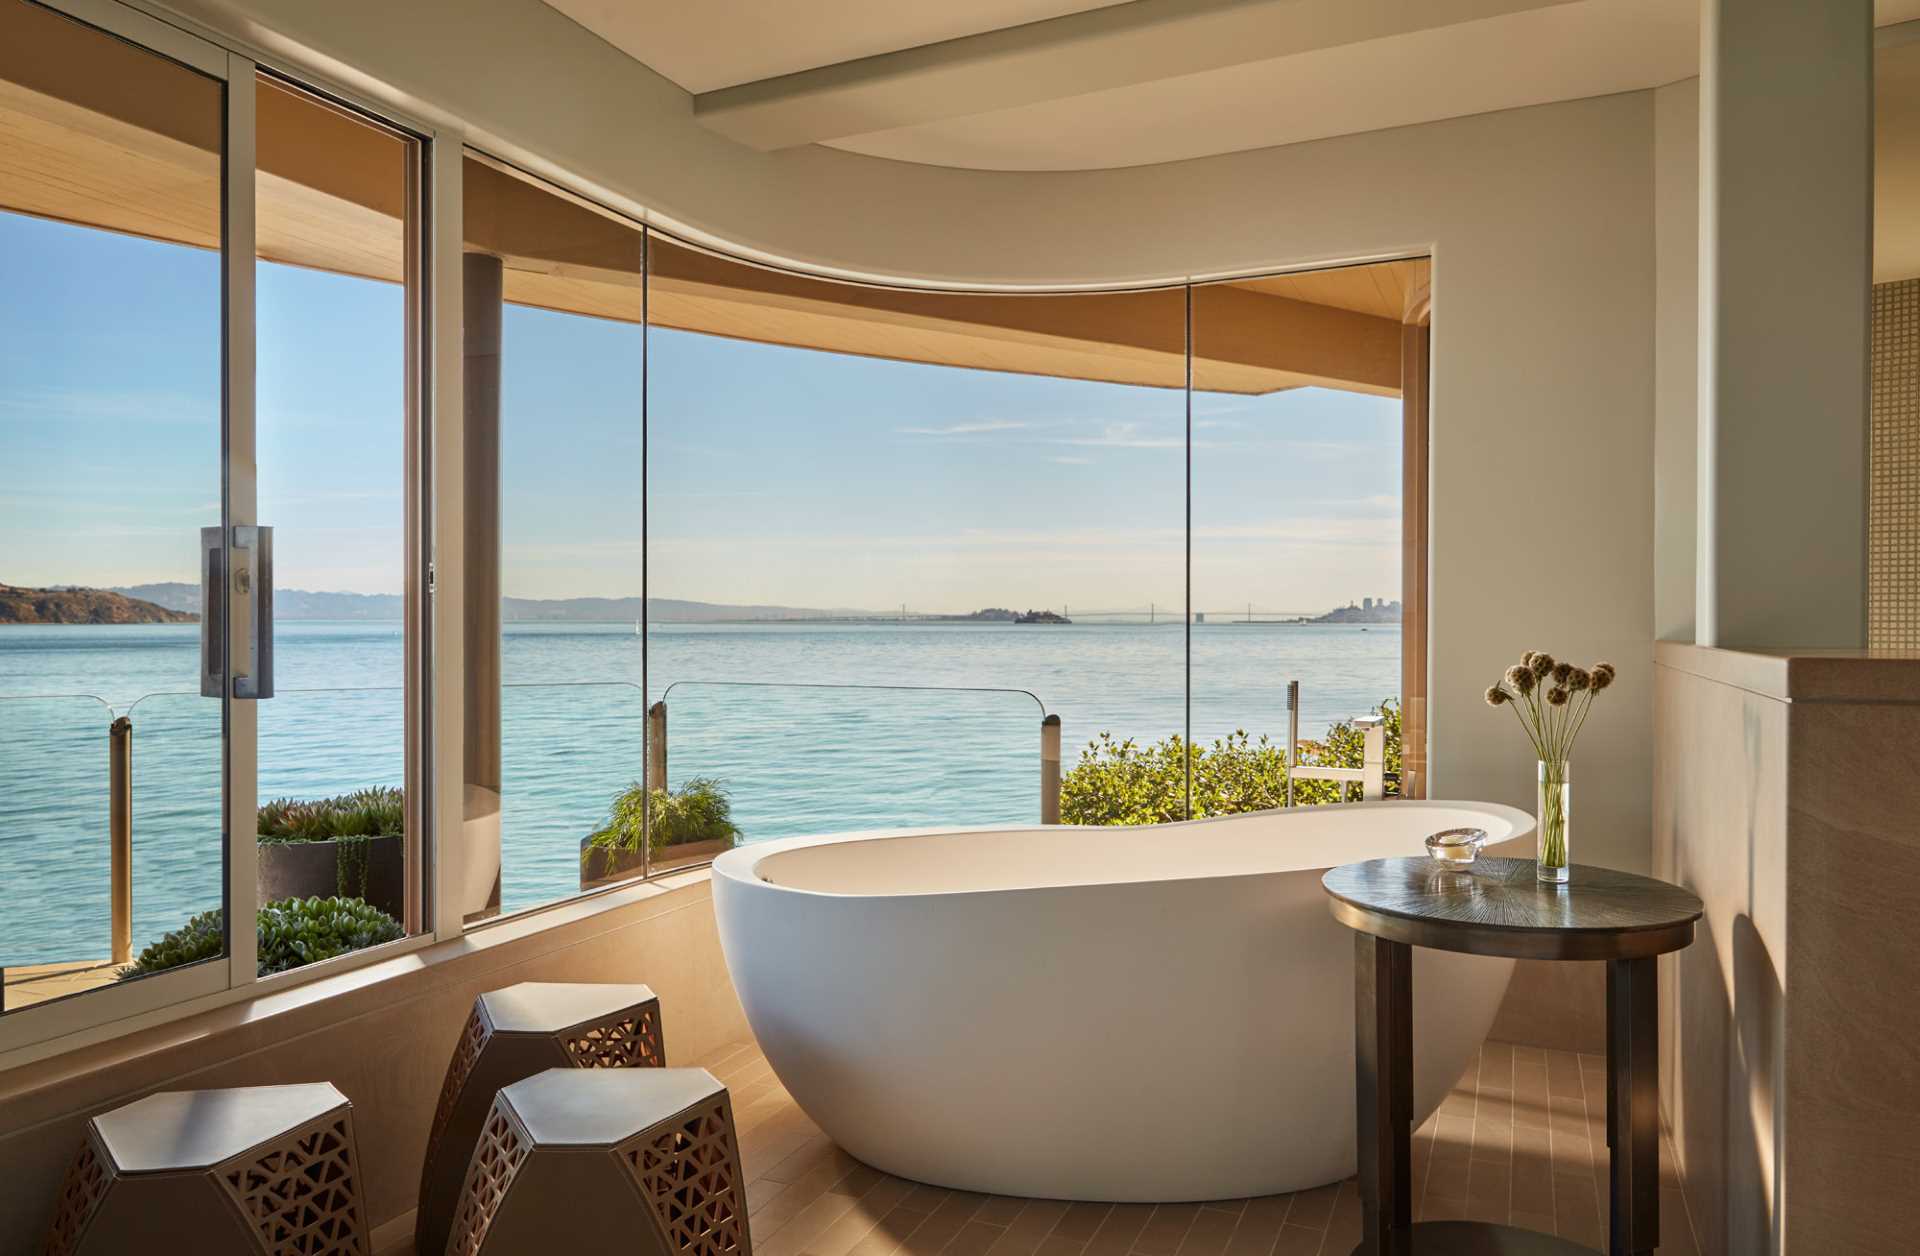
[200, 526, 223, 698]
[199, 525, 273, 699]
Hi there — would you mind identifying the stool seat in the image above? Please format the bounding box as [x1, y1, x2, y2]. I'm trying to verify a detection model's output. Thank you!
[416, 982, 664, 1256]
[448, 1068, 749, 1256]
[507, 1067, 726, 1148]
[46, 1082, 367, 1256]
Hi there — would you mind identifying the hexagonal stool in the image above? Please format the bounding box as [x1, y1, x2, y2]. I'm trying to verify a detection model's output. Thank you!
[417, 983, 663, 1256]
[44, 1082, 367, 1256]
[447, 1068, 748, 1256]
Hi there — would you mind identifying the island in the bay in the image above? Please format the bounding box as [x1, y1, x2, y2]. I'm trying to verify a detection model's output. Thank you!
[1299, 597, 1402, 625]
[0, 584, 197, 625]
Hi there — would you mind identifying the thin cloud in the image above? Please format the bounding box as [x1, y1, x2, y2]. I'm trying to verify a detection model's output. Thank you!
[895, 419, 1029, 437]
[1050, 421, 1187, 450]
[1049, 456, 1092, 465]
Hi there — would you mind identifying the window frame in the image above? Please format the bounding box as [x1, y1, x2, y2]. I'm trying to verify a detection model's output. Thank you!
[0, 0, 448, 1064]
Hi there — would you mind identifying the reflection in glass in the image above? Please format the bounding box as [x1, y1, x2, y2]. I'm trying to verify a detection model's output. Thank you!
[464, 156, 646, 918]
[0, 0, 226, 1009]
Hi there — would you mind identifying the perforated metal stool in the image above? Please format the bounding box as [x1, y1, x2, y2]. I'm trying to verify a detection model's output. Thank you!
[44, 1082, 368, 1256]
[447, 1068, 748, 1256]
[416, 983, 663, 1256]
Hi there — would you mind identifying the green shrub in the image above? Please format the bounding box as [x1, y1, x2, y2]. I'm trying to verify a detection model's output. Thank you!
[584, 777, 741, 861]
[122, 896, 405, 979]
[1060, 699, 1402, 825]
[258, 787, 403, 843]
[123, 907, 224, 976]
[256, 896, 405, 975]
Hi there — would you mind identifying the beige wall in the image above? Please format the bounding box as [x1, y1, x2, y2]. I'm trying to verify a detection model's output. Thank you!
[1652, 648, 1787, 1256]
[1695, 0, 1870, 651]
[167, 0, 1659, 887]
[0, 874, 749, 1252]
[1655, 77, 1699, 644]
[1654, 645, 1920, 1256]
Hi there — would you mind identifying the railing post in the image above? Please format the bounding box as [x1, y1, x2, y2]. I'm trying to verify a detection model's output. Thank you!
[1286, 680, 1300, 808]
[1040, 714, 1061, 824]
[1357, 714, 1387, 802]
[648, 701, 668, 793]
[110, 715, 132, 966]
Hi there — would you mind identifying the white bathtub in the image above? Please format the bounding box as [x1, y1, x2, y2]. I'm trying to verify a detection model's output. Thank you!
[711, 800, 1533, 1202]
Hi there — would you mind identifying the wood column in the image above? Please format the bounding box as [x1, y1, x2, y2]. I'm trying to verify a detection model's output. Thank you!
[462, 252, 503, 921]
[1400, 317, 1430, 799]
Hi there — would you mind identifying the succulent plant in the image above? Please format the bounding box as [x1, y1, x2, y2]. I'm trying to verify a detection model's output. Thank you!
[122, 896, 405, 979]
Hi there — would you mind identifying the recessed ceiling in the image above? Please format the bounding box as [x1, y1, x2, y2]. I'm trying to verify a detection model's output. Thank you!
[830, 0, 1696, 171]
[545, 0, 1920, 173]
[538, 0, 1134, 94]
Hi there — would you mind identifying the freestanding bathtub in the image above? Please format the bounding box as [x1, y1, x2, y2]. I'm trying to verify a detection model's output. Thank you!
[711, 799, 1533, 1202]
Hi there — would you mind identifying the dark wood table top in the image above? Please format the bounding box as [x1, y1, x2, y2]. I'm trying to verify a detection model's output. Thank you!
[1322, 856, 1703, 961]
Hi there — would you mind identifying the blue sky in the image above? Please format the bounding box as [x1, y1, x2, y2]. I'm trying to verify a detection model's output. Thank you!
[3, 210, 1399, 614]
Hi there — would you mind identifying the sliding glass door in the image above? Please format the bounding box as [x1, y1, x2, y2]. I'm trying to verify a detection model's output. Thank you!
[0, 0, 426, 1041]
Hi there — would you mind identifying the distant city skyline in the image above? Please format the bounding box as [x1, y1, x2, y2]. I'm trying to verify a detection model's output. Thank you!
[3, 209, 1401, 612]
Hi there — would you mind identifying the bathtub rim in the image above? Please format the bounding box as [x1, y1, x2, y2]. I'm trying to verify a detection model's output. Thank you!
[711, 798, 1537, 903]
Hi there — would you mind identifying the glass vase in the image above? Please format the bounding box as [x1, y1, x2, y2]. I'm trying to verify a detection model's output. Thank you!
[1537, 759, 1570, 883]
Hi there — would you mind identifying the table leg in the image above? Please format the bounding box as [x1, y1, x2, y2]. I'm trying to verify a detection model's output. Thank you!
[1606, 957, 1659, 1256]
[1355, 932, 1412, 1255]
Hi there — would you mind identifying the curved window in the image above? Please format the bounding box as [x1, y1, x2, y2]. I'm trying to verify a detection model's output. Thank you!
[460, 157, 1427, 915]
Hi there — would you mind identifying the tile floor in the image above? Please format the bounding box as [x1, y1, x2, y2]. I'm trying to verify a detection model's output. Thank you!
[697, 1037, 1701, 1256]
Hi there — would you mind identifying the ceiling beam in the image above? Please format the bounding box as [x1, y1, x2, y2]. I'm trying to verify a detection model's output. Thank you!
[692, 0, 1583, 151]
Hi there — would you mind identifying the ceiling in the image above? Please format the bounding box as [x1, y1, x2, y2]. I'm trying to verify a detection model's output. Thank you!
[539, 0, 1136, 94]
[543, 0, 1920, 172]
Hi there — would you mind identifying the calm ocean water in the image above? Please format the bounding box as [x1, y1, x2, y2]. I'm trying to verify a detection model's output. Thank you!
[0, 621, 1395, 964]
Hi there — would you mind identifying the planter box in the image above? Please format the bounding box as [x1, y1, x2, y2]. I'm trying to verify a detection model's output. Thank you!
[578, 837, 734, 890]
[257, 834, 405, 920]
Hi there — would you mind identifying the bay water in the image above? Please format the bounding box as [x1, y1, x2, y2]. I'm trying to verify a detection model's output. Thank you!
[0, 621, 1395, 963]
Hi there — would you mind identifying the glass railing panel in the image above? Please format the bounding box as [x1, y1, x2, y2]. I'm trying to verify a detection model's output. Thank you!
[653, 682, 1047, 848]
[123, 690, 225, 961]
[644, 622, 1184, 829]
[0, 695, 116, 1008]
[500, 681, 645, 915]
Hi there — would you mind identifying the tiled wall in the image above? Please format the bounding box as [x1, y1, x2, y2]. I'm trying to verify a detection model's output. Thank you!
[1871, 279, 1920, 649]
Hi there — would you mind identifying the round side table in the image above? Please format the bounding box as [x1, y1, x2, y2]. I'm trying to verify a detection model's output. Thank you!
[1321, 856, 1702, 1256]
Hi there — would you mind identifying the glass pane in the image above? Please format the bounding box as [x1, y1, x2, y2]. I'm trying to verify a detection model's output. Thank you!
[0, 0, 226, 1009]
[501, 682, 643, 911]
[464, 156, 646, 919]
[647, 235, 1185, 834]
[126, 691, 223, 953]
[254, 75, 417, 953]
[657, 682, 1043, 847]
[0, 695, 112, 1009]
[1189, 263, 1414, 809]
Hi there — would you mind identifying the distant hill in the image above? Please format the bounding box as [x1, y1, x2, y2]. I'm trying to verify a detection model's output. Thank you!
[111, 583, 871, 623]
[115, 583, 402, 620]
[504, 596, 880, 623]
[1, 584, 196, 625]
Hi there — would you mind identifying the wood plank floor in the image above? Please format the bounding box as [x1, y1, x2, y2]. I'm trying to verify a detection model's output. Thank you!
[696, 1037, 1701, 1256]
[0, 959, 123, 1010]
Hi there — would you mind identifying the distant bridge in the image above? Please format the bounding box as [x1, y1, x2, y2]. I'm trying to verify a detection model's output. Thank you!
[699, 604, 1327, 625]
